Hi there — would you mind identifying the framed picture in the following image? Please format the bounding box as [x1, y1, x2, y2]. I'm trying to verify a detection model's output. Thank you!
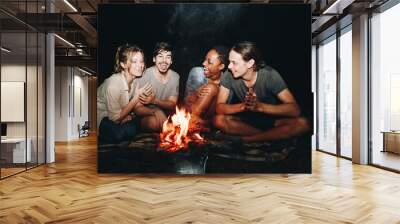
[97, 3, 312, 174]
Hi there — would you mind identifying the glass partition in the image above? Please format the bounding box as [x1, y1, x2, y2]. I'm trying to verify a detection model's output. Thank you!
[317, 35, 337, 155]
[38, 32, 45, 165]
[370, 3, 400, 171]
[1, 30, 28, 178]
[339, 27, 352, 158]
[0, 1, 46, 179]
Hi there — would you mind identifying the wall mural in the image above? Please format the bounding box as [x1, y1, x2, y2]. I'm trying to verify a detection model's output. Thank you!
[97, 4, 312, 174]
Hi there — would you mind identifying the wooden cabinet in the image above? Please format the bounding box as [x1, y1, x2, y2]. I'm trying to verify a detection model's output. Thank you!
[382, 131, 400, 154]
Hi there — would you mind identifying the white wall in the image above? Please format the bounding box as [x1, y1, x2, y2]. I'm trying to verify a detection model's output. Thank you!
[73, 72, 89, 138]
[55, 66, 69, 141]
[55, 66, 89, 141]
[1, 65, 42, 136]
[1, 63, 46, 164]
[1, 65, 27, 138]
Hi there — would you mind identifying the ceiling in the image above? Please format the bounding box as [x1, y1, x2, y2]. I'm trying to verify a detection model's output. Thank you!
[0, 0, 390, 75]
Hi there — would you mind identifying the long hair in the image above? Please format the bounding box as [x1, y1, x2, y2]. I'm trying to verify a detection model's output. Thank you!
[231, 41, 266, 71]
[114, 44, 145, 73]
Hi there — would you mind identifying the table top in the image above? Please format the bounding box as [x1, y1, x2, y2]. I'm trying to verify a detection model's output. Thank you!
[1, 138, 28, 143]
[381, 131, 400, 134]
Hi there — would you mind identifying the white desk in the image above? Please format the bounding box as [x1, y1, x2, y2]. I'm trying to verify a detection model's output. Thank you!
[1, 138, 31, 163]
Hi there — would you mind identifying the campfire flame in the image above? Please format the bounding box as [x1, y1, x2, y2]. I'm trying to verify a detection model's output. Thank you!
[159, 107, 204, 152]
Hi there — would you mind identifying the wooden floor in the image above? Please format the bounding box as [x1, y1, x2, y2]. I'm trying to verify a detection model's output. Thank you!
[1, 135, 400, 223]
[1, 167, 26, 178]
[372, 150, 400, 171]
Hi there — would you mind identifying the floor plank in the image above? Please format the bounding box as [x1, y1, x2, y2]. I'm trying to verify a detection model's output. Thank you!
[1, 135, 400, 223]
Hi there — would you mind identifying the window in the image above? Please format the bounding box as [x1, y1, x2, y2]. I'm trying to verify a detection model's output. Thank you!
[339, 27, 352, 158]
[317, 35, 337, 154]
[370, 2, 400, 171]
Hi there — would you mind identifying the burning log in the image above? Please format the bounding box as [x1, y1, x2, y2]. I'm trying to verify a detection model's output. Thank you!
[159, 107, 205, 152]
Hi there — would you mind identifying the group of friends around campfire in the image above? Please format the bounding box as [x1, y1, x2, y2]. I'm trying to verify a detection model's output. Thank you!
[97, 41, 310, 145]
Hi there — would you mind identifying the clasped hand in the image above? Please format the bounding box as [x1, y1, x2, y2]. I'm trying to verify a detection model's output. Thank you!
[244, 87, 259, 112]
[135, 83, 155, 105]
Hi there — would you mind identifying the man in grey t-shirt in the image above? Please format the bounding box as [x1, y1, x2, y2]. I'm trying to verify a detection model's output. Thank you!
[214, 41, 309, 142]
[134, 42, 179, 132]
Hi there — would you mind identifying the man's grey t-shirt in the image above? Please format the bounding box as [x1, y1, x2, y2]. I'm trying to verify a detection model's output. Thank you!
[220, 66, 287, 105]
[137, 66, 180, 101]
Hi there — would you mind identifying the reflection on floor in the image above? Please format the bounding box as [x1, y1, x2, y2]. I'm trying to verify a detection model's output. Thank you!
[373, 150, 400, 171]
[0, 167, 25, 178]
[0, 163, 41, 178]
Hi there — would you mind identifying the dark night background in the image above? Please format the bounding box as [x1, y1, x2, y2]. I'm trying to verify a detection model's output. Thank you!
[98, 3, 312, 118]
[97, 4, 312, 173]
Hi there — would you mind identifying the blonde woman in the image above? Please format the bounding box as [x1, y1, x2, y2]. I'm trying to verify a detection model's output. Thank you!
[97, 44, 151, 144]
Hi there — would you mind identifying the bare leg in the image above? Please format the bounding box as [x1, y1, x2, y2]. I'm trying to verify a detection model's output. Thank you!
[190, 83, 219, 117]
[241, 117, 310, 142]
[213, 114, 262, 136]
[140, 109, 167, 132]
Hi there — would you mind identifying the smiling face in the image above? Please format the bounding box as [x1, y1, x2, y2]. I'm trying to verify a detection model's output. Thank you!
[202, 49, 225, 80]
[228, 49, 254, 79]
[121, 51, 145, 78]
[153, 50, 172, 75]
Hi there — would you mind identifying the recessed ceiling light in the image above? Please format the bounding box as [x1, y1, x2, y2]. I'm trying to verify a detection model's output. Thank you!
[322, 0, 354, 15]
[63, 0, 78, 12]
[1, 47, 11, 53]
[54, 34, 75, 48]
[77, 67, 92, 76]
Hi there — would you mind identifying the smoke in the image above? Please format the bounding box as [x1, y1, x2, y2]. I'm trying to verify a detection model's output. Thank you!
[167, 4, 243, 38]
[164, 4, 244, 100]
